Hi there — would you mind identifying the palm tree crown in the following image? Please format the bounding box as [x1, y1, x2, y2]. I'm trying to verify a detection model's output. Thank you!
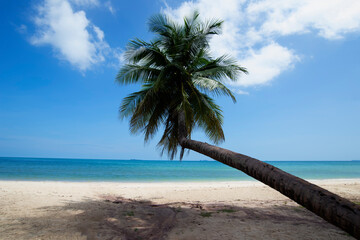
[117, 11, 247, 159]
[115, 12, 360, 239]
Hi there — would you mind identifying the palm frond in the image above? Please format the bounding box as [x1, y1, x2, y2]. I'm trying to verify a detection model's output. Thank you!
[119, 89, 147, 118]
[124, 39, 170, 68]
[118, 11, 247, 159]
[192, 55, 247, 81]
[116, 64, 160, 84]
[192, 77, 236, 102]
[148, 14, 170, 35]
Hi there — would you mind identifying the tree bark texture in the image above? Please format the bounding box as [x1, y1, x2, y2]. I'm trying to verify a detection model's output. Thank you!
[178, 137, 360, 239]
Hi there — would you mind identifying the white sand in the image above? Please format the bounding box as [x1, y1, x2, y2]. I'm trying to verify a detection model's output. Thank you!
[0, 179, 359, 239]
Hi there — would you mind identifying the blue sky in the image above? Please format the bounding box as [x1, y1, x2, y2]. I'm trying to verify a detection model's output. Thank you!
[0, 0, 359, 160]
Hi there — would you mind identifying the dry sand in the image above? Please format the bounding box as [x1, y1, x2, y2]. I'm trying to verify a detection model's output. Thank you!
[0, 179, 359, 240]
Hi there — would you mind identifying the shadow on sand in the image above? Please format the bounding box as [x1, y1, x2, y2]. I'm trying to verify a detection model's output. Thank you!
[8, 196, 354, 240]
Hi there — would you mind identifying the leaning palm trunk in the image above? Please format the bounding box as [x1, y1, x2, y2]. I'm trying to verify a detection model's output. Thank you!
[179, 136, 360, 238]
[118, 11, 360, 239]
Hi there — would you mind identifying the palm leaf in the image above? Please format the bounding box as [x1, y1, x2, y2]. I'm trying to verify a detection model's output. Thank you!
[118, 11, 247, 159]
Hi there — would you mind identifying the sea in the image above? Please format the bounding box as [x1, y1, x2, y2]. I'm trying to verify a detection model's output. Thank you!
[0, 157, 359, 182]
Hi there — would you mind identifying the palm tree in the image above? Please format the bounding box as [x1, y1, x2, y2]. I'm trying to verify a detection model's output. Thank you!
[117, 12, 360, 238]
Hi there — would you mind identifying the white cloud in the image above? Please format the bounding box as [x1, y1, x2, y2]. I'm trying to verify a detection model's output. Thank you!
[17, 24, 28, 34]
[233, 43, 299, 86]
[30, 0, 108, 71]
[232, 89, 249, 95]
[105, 1, 115, 15]
[247, 0, 360, 40]
[93, 25, 104, 41]
[114, 49, 125, 64]
[69, 0, 99, 6]
[164, 0, 360, 89]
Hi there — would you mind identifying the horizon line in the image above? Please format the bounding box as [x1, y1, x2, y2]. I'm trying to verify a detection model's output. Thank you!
[0, 156, 359, 162]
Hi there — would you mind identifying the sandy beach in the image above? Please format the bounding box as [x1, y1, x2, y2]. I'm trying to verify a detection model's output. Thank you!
[0, 179, 359, 240]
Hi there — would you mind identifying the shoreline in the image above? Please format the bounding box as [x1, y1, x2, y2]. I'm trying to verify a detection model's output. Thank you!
[0, 177, 359, 184]
[1, 179, 359, 239]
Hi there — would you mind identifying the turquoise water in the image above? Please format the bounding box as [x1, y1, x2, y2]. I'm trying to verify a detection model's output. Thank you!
[0, 157, 359, 182]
